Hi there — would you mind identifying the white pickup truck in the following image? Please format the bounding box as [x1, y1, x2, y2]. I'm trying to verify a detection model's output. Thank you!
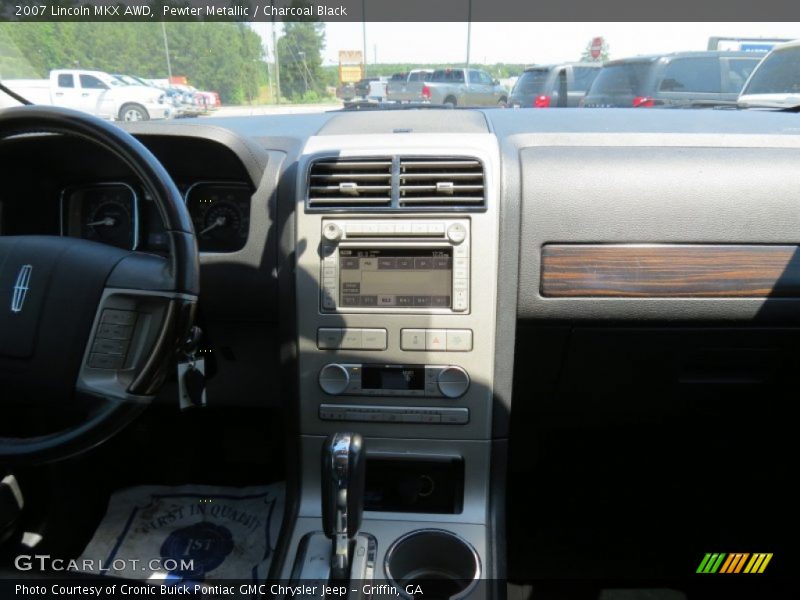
[3, 69, 172, 121]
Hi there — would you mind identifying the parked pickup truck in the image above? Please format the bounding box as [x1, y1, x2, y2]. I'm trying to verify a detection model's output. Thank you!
[386, 69, 434, 102]
[421, 68, 508, 106]
[3, 69, 172, 121]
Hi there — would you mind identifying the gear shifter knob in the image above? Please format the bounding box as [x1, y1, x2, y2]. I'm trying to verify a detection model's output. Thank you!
[321, 432, 365, 579]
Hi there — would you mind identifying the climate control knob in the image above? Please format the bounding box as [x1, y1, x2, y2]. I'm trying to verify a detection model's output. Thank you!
[319, 363, 350, 395]
[436, 366, 470, 399]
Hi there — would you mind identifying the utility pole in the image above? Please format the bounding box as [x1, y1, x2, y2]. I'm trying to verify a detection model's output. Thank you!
[161, 21, 173, 81]
[271, 17, 281, 104]
[362, 0, 367, 77]
[264, 23, 274, 103]
[465, 0, 472, 70]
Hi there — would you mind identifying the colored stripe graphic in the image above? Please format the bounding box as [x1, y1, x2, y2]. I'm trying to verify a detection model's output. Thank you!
[744, 553, 774, 574]
[699, 552, 773, 574]
[697, 553, 727, 573]
[720, 553, 749, 573]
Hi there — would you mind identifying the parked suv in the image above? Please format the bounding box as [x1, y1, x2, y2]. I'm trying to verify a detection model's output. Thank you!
[738, 39, 800, 109]
[508, 63, 601, 107]
[582, 51, 762, 108]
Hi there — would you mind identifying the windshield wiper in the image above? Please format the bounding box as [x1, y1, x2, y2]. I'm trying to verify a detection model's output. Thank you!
[662, 100, 739, 110]
[340, 101, 454, 111]
[0, 81, 32, 106]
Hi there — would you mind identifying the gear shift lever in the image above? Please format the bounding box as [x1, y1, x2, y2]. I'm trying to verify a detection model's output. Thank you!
[321, 432, 365, 580]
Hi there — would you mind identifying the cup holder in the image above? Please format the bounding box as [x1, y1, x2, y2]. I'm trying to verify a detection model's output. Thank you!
[384, 529, 480, 600]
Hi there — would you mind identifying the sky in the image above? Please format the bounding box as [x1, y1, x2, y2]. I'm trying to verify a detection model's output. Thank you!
[252, 22, 800, 66]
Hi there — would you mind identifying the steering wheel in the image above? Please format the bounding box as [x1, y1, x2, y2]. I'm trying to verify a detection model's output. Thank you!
[0, 106, 199, 463]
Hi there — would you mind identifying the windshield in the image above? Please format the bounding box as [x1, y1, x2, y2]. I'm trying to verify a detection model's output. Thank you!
[742, 46, 800, 94]
[0, 20, 798, 116]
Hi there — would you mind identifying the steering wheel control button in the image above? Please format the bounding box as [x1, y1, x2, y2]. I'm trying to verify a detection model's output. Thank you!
[401, 329, 426, 351]
[91, 338, 128, 355]
[319, 363, 350, 395]
[96, 323, 133, 340]
[446, 223, 467, 244]
[88, 353, 124, 370]
[101, 309, 137, 326]
[437, 366, 470, 399]
[446, 330, 473, 351]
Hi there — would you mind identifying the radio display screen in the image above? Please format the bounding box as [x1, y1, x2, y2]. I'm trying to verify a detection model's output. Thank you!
[338, 248, 452, 308]
[362, 365, 425, 390]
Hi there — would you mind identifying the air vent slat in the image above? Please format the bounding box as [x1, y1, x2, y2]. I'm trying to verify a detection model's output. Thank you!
[307, 158, 392, 208]
[312, 173, 392, 180]
[398, 158, 485, 209]
[400, 172, 483, 180]
[399, 185, 484, 192]
[400, 160, 481, 169]
[399, 196, 487, 204]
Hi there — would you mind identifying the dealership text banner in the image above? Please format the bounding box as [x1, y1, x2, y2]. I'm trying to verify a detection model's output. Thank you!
[4, 0, 800, 22]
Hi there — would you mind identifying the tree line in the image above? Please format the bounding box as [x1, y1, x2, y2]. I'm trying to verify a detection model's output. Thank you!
[0, 21, 269, 104]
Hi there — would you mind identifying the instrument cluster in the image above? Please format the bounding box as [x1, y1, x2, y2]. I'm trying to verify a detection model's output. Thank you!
[61, 181, 251, 253]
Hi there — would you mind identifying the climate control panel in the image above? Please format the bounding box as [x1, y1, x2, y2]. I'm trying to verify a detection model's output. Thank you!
[318, 363, 470, 399]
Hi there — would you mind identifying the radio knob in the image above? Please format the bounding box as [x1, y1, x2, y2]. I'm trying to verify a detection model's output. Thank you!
[446, 223, 467, 244]
[322, 222, 343, 242]
[436, 366, 470, 399]
[319, 363, 350, 395]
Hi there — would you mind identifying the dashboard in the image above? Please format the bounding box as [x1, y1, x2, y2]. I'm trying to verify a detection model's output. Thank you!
[5, 107, 800, 584]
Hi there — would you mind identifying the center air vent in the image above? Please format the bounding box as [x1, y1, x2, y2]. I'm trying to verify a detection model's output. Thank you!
[307, 158, 392, 208]
[399, 158, 485, 208]
[306, 156, 486, 211]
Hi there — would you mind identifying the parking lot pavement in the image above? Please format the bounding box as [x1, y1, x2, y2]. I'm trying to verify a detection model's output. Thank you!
[203, 103, 343, 117]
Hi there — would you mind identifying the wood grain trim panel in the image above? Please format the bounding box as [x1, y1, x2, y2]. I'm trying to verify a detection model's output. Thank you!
[541, 245, 800, 298]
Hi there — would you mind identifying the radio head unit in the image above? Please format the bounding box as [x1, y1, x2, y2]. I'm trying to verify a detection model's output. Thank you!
[320, 219, 470, 313]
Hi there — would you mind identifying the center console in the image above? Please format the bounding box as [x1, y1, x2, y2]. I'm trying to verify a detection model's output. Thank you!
[283, 134, 500, 589]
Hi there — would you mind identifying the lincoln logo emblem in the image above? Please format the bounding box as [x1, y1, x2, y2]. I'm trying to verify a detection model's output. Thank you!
[11, 265, 32, 313]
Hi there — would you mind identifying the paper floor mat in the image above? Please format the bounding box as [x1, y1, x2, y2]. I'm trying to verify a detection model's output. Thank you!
[79, 483, 284, 583]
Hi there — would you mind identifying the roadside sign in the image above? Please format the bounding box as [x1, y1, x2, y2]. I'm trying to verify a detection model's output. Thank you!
[590, 37, 604, 59]
[338, 50, 364, 84]
[340, 65, 363, 84]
